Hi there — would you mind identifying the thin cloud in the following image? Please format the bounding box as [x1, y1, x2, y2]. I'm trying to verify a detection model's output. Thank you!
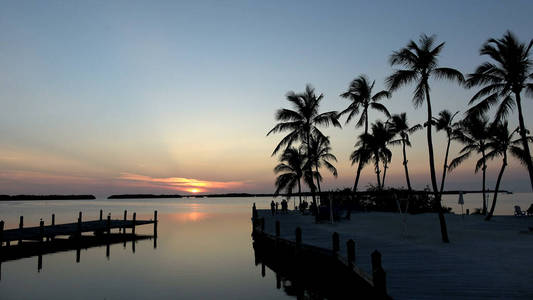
[118, 173, 244, 193]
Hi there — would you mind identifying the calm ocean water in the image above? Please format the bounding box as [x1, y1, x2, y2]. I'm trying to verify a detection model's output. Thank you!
[0, 197, 289, 300]
[0, 193, 531, 299]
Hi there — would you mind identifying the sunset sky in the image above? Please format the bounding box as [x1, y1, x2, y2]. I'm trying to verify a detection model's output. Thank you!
[1, 1, 533, 196]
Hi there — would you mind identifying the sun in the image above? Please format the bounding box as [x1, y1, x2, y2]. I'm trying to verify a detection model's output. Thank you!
[189, 188, 200, 194]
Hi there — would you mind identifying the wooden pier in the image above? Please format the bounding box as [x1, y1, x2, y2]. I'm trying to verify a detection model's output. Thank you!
[251, 204, 391, 299]
[0, 210, 158, 245]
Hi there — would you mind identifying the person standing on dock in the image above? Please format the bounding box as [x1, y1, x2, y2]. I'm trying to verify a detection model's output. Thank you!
[271, 200, 275, 216]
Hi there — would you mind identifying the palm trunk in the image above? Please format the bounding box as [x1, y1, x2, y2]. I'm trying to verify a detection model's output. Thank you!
[485, 152, 507, 221]
[481, 148, 487, 215]
[439, 136, 452, 193]
[402, 138, 412, 191]
[381, 160, 388, 189]
[297, 179, 302, 206]
[353, 164, 363, 191]
[306, 131, 318, 221]
[514, 92, 533, 190]
[375, 156, 381, 189]
[315, 165, 322, 195]
[425, 83, 450, 243]
[353, 106, 369, 192]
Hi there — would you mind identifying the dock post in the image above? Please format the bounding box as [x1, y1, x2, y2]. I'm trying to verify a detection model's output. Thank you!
[371, 250, 386, 295]
[154, 210, 158, 238]
[123, 210, 127, 234]
[18, 216, 23, 245]
[347, 239, 355, 266]
[275, 220, 280, 237]
[252, 203, 258, 220]
[76, 248, 81, 263]
[107, 214, 111, 235]
[77, 212, 82, 238]
[100, 209, 103, 221]
[295, 227, 302, 245]
[39, 219, 44, 243]
[38, 254, 42, 272]
[50, 214, 55, 241]
[466, 208, 470, 215]
[0, 220, 4, 248]
[132, 212, 136, 235]
[332, 232, 340, 254]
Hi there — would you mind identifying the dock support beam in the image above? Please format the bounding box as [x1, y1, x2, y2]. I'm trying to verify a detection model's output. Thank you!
[123, 210, 127, 234]
[132, 212, 136, 235]
[39, 219, 44, 242]
[99, 209, 103, 221]
[347, 239, 355, 266]
[107, 214, 111, 235]
[332, 232, 339, 254]
[371, 250, 387, 295]
[18, 216, 23, 245]
[0, 220, 4, 248]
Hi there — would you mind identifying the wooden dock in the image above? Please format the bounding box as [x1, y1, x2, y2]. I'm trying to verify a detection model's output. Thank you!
[251, 204, 391, 299]
[0, 210, 157, 245]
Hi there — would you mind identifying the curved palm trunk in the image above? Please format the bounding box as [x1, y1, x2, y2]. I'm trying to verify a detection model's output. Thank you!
[485, 152, 507, 221]
[425, 83, 450, 243]
[514, 93, 533, 190]
[481, 147, 487, 215]
[439, 136, 452, 193]
[402, 138, 412, 191]
[353, 106, 370, 192]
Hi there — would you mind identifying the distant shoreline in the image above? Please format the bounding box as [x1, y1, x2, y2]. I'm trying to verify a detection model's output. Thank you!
[0, 195, 96, 201]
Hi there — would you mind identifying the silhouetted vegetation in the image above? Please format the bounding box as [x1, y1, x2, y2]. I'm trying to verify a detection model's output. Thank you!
[108, 194, 182, 199]
[0, 195, 96, 201]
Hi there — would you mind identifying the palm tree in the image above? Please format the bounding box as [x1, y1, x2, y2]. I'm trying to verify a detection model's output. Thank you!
[386, 34, 464, 243]
[340, 75, 390, 191]
[355, 121, 392, 189]
[449, 114, 491, 214]
[434, 110, 460, 193]
[268, 85, 341, 216]
[304, 134, 338, 195]
[484, 122, 530, 221]
[273, 147, 305, 206]
[466, 31, 533, 190]
[388, 113, 422, 191]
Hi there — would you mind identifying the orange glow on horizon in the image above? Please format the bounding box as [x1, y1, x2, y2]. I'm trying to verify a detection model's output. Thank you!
[117, 172, 245, 193]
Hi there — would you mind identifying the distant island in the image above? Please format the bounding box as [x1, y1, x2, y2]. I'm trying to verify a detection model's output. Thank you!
[108, 194, 183, 199]
[0, 195, 96, 201]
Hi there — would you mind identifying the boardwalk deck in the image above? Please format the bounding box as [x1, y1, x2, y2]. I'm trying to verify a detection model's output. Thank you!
[257, 210, 533, 300]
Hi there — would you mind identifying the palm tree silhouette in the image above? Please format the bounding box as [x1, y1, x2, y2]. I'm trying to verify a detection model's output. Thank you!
[484, 122, 530, 221]
[388, 113, 422, 191]
[355, 121, 393, 189]
[466, 31, 533, 190]
[449, 114, 491, 214]
[386, 34, 463, 243]
[273, 147, 305, 206]
[304, 134, 338, 195]
[268, 85, 341, 217]
[434, 110, 460, 193]
[340, 75, 390, 191]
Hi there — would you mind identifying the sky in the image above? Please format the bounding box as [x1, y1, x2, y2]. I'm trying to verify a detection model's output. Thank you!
[1, 0, 533, 196]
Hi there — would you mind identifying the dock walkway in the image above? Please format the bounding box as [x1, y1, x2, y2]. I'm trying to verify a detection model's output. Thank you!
[257, 210, 533, 299]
